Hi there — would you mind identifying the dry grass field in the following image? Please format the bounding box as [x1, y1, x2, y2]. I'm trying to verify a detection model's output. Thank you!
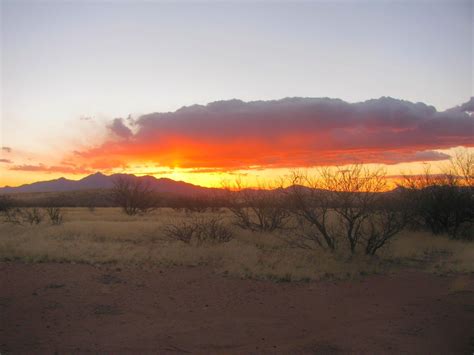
[1, 208, 473, 353]
[1, 207, 472, 281]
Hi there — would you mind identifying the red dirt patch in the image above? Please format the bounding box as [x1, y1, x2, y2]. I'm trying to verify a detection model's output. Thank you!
[0, 262, 473, 354]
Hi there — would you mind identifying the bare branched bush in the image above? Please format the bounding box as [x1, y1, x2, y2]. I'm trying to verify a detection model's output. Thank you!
[448, 148, 473, 187]
[0, 196, 27, 225]
[285, 181, 337, 251]
[163, 222, 197, 244]
[321, 165, 387, 253]
[164, 217, 233, 245]
[362, 194, 408, 255]
[25, 208, 45, 225]
[286, 165, 405, 255]
[112, 175, 157, 215]
[401, 161, 474, 240]
[197, 217, 233, 244]
[1, 196, 62, 226]
[3, 208, 23, 225]
[44, 206, 63, 225]
[223, 179, 289, 232]
[7, 208, 45, 225]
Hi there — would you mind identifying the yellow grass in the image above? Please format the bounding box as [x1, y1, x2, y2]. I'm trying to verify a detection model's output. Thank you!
[388, 230, 474, 273]
[0, 208, 472, 281]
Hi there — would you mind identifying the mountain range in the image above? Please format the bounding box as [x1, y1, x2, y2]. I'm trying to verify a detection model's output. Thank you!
[0, 173, 212, 195]
[0, 172, 405, 197]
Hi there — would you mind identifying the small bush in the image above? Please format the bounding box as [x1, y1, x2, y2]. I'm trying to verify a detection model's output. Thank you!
[362, 194, 408, 255]
[164, 217, 233, 245]
[163, 222, 197, 244]
[44, 207, 63, 225]
[223, 181, 289, 232]
[2, 208, 22, 225]
[197, 218, 233, 244]
[24, 208, 44, 225]
[401, 166, 474, 240]
[3, 208, 44, 225]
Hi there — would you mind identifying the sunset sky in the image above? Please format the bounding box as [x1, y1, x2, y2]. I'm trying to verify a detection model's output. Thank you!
[1, 0, 473, 188]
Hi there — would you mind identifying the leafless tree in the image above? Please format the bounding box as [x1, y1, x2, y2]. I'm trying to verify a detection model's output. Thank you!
[322, 165, 387, 253]
[112, 176, 157, 215]
[285, 174, 337, 251]
[401, 159, 473, 239]
[223, 179, 289, 232]
[448, 148, 473, 187]
[222, 179, 252, 230]
[286, 165, 405, 254]
[363, 194, 408, 255]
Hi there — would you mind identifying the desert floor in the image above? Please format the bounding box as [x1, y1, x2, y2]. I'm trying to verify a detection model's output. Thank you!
[1, 208, 473, 353]
[1, 262, 473, 354]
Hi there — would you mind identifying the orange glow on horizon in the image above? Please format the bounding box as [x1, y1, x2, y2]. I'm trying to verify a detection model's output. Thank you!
[1, 136, 471, 190]
[0, 158, 459, 191]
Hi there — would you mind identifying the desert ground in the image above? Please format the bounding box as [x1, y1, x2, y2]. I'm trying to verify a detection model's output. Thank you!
[0, 208, 473, 353]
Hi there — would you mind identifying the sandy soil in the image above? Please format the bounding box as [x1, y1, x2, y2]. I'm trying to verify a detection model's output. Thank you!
[0, 262, 473, 354]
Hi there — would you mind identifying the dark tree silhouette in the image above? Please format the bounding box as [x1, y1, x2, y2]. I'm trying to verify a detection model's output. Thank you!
[112, 176, 157, 215]
[287, 165, 407, 255]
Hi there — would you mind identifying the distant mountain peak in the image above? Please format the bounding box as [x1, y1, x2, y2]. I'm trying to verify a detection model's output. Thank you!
[0, 172, 212, 195]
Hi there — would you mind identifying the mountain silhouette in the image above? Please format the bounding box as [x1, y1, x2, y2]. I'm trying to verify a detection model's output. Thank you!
[0, 172, 213, 195]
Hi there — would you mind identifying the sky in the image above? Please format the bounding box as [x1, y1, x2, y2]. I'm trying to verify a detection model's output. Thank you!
[1, 0, 473, 187]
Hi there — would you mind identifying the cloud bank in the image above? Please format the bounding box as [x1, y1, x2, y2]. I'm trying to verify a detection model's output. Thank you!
[12, 97, 474, 174]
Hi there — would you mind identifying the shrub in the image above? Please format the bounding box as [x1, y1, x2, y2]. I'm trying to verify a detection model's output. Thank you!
[197, 218, 233, 244]
[286, 165, 406, 255]
[163, 222, 197, 244]
[44, 206, 63, 225]
[401, 161, 474, 240]
[2, 208, 23, 225]
[112, 175, 158, 215]
[164, 217, 233, 245]
[3, 207, 44, 225]
[224, 180, 289, 232]
[23, 208, 44, 225]
[362, 193, 408, 255]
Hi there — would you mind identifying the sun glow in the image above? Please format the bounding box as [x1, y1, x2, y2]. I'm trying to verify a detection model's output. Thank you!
[1, 144, 471, 190]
